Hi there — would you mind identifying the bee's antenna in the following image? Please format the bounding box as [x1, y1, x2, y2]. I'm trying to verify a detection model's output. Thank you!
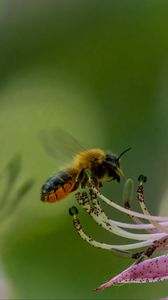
[117, 147, 131, 161]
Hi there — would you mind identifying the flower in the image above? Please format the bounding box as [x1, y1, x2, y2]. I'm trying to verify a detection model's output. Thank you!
[69, 174, 168, 294]
[95, 254, 168, 291]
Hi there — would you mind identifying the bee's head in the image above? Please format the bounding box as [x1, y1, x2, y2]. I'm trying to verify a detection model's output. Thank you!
[105, 147, 131, 182]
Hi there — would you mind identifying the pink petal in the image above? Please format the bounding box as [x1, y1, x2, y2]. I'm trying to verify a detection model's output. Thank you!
[95, 254, 168, 291]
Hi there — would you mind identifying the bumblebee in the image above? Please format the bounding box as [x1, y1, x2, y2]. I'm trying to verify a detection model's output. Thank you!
[41, 147, 131, 203]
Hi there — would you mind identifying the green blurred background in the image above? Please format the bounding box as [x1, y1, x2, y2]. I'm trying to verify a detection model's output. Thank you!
[1, 0, 168, 298]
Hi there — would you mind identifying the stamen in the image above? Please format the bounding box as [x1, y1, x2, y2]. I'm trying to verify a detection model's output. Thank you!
[123, 178, 149, 228]
[69, 173, 168, 294]
[132, 235, 168, 262]
[123, 178, 159, 233]
[86, 174, 168, 223]
[76, 192, 166, 241]
[104, 219, 168, 230]
[96, 189, 168, 222]
[69, 206, 159, 251]
[89, 189, 168, 230]
[91, 183, 168, 230]
[92, 197, 166, 241]
[137, 175, 168, 234]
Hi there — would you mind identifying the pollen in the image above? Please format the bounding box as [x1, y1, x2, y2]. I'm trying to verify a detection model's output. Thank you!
[69, 174, 168, 293]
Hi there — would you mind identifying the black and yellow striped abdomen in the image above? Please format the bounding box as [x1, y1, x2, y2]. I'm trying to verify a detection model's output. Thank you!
[41, 169, 79, 203]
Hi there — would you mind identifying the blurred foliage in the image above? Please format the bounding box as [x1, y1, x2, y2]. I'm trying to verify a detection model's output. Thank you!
[0, 0, 168, 299]
[0, 154, 34, 222]
[0, 154, 34, 297]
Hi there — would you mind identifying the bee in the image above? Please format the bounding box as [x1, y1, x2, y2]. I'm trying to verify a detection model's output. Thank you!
[40, 130, 131, 203]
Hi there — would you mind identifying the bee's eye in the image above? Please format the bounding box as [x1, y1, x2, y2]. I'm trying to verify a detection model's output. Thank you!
[105, 154, 118, 167]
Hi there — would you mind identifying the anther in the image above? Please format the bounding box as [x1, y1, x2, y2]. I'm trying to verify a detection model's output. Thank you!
[89, 189, 97, 200]
[75, 192, 81, 201]
[138, 174, 147, 184]
[69, 206, 78, 216]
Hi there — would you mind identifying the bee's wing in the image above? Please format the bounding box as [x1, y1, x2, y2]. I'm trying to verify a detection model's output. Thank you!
[39, 127, 85, 164]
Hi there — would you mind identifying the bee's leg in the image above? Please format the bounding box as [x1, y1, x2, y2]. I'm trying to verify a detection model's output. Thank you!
[91, 176, 100, 190]
[99, 182, 103, 188]
[88, 175, 102, 193]
[71, 169, 85, 191]
[76, 169, 94, 189]
[87, 174, 99, 189]
[71, 180, 80, 192]
[80, 169, 99, 189]
[81, 170, 89, 188]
